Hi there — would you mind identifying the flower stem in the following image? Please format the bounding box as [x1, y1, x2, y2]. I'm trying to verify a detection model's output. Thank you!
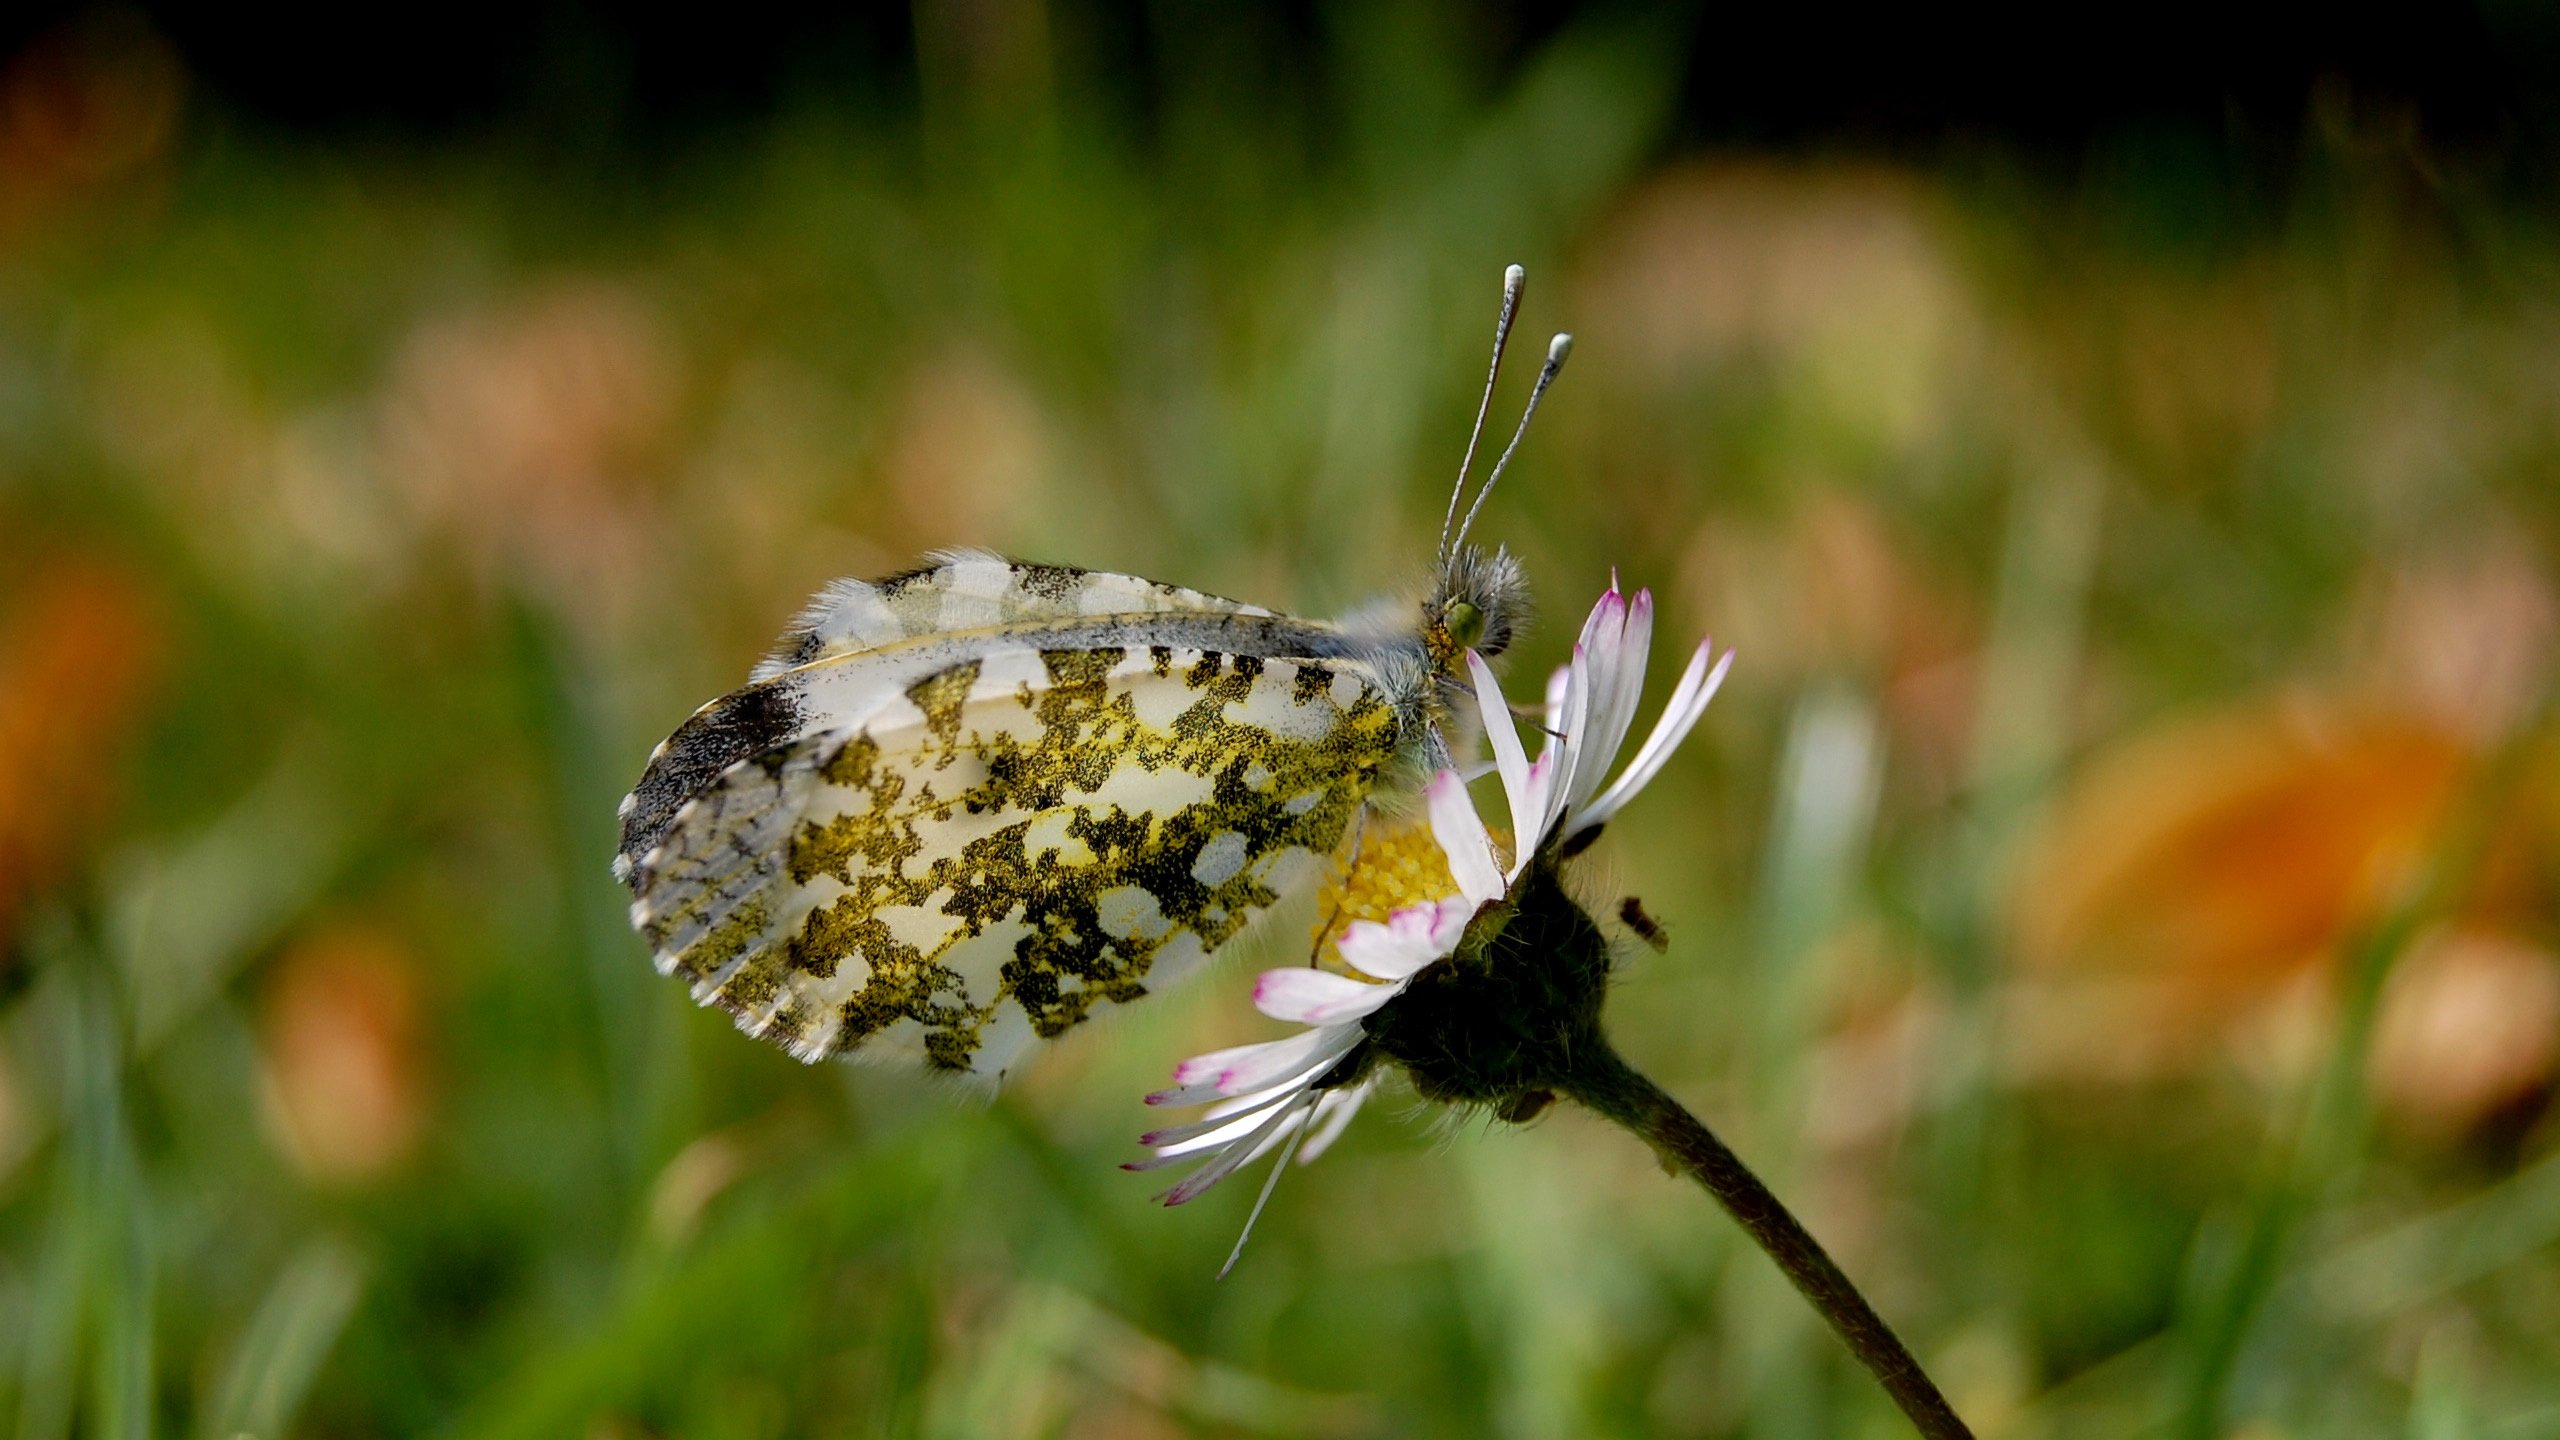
[1558, 1041, 1973, 1440]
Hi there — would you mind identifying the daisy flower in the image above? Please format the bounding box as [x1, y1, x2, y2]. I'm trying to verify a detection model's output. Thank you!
[1134, 578, 1731, 1272]
[1127, 582, 1966, 1440]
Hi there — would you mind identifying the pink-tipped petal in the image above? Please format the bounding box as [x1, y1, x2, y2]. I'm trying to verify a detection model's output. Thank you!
[1166, 1038, 1281, 1087]
[1575, 587, 1654, 814]
[1159, 1092, 1314, 1206]
[1254, 967, 1394, 1024]
[1575, 583, 1627, 661]
[1408, 895, 1476, 953]
[1338, 897, 1469, 981]
[1574, 643, 1713, 832]
[1135, 1084, 1304, 1157]
[1577, 642, 1730, 834]
[1425, 769, 1504, 906]
[1148, 1025, 1352, 1107]
[1333, 918, 1430, 983]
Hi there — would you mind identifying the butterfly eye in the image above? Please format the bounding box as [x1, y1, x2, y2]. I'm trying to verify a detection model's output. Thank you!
[1443, 600, 1487, 651]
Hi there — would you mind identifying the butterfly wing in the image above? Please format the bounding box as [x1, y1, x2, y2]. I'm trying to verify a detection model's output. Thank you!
[624, 643, 1400, 1079]
[616, 555, 1364, 881]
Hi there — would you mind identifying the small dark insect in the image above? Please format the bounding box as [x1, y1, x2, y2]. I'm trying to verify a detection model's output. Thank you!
[1619, 896, 1670, 952]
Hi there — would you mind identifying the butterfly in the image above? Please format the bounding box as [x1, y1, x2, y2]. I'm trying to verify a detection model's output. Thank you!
[614, 266, 1572, 1083]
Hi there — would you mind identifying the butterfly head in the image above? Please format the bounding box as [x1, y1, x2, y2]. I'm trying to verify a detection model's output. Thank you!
[1428, 542, 1529, 667]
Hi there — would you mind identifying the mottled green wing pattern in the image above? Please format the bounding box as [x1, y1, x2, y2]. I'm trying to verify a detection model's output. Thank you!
[625, 644, 1400, 1080]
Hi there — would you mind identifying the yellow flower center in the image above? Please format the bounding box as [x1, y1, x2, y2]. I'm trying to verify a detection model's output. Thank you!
[1309, 810, 1506, 973]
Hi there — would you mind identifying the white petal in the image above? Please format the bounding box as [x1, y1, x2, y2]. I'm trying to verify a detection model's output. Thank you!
[1575, 579, 1627, 664]
[1333, 918, 1430, 983]
[1223, 1092, 1318, 1170]
[1515, 645, 1576, 855]
[1467, 651, 1534, 839]
[1539, 663, 1572, 756]
[1131, 1082, 1305, 1162]
[1577, 587, 1653, 814]
[1545, 656, 1588, 841]
[1338, 897, 1470, 981]
[1574, 585, 1629, 724]
[1506, 751, 1557, 882]
[1412, 895, 1476, 955]
[1163, 1031, 1310, 1088]
[1254, 967, 1394, 1024]
[1425, 769, 1504, 906]
[1150, 1024, 1357, 1107]
[1295, 1080, 1372, 1164]
[1159, 1091, 1316, 1206]
[1200, 1087, 1276, 1122]
[1575, 642, 1731, 835]
[1542, 646, 1586, 817]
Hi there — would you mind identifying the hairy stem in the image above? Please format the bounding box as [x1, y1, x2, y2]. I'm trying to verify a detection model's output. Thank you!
[1558, 1041, 1972, 1440]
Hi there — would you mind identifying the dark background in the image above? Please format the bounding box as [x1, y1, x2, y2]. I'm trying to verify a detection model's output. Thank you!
[18, 3, 2560, 158]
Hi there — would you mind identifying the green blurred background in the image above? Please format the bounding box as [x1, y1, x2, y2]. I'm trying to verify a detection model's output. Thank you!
[4, 4, 2559, 1436]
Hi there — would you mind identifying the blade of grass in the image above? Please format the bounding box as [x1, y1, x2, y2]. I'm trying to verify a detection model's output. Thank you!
[507, 596, 693, 1212]
[200, 1237, 365, 1440]
[2308, 1127, 2560, 1320]
[14, 1142, 85, 1440]
[1925, 425, 2107, 1251]
[68, 941, 153, 1440]
[1735, 685, 1883, 1435]
[2406, 1325, 2475, 1440]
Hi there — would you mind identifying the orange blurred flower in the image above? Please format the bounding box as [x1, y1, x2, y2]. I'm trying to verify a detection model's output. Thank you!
[259, 922, 430, 1184]
[2015, 530, 2559, 1032]
[2014, 702, 2469, 1006]
[2008, 691, 2560, 1133]
[0, 552, 166, 948]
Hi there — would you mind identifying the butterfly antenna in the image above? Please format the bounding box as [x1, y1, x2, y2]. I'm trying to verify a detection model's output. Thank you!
[1450, 331, 1572, 556]
[1439, 264, 1528, 568]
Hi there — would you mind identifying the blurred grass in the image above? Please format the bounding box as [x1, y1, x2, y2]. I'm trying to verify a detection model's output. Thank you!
[2, 4, 2558, 1438]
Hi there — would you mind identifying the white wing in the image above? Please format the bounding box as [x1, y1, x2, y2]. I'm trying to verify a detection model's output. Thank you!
[625, 643, 1400, 1080]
